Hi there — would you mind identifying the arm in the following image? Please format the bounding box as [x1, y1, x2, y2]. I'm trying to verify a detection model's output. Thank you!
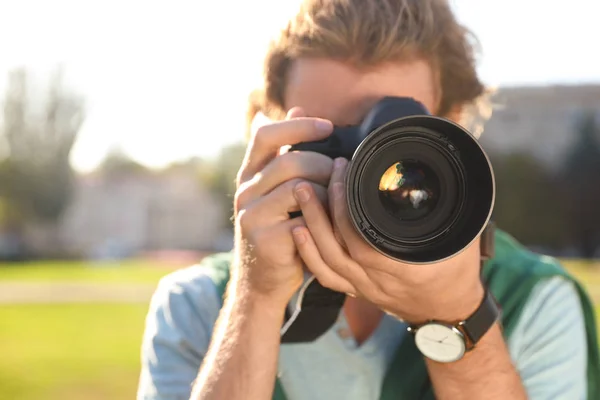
[191, 109, 335, 399]
[423, 280, 527, 400]
[291, 157, 528, 399]
[426, 324, 527, 399]
[190, 276, 286, 400]
[425, 277, 587, 400]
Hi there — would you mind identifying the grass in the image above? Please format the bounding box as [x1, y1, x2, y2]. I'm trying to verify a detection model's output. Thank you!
[0, 303, 149, 400]
[0, 259, 179, 400]
[563, 259, 600, 303]
[0, 259, 182, 283]
[0, 258, 598, 400]
[562, 259, 600, 285]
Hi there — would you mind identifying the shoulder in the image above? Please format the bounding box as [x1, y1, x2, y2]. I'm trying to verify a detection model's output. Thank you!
[484, 230, 574, 318]
[144, 264, 222, 346]
[509, 276, 588, 399]
[143, 251, 235, 344]
[485, 231, 590, 397]
[138, 255, 233, 399]
[148, 252, 233, 324]
[515, 275, 586, 340]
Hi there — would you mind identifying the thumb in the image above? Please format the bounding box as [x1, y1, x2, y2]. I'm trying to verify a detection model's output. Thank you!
[286, 106, 306, 119]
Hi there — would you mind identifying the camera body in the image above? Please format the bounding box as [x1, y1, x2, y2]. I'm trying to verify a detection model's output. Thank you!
[289, 96, 494, 264]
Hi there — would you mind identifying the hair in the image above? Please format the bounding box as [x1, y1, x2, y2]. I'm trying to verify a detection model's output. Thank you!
[247, 0, 493, 138]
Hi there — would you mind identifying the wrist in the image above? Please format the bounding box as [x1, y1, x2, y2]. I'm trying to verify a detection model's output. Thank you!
[229, 279, 289, 319]
[231, 256, 301, 310]
[401, 278, 486, 325]
[434, 278, 486, 322]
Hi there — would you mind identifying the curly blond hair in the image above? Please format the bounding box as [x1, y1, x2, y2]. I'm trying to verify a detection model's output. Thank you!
[247, 0, 493, 137]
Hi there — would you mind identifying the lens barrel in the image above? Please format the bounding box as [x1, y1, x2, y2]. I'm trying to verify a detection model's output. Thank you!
[346, 115, 494, 263]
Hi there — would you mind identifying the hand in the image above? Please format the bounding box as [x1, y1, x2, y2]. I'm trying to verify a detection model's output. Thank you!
[232, 108, 335, 306]
[291, 157, 485, 324]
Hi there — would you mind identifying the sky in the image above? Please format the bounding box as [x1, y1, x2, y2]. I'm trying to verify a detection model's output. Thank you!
[0, 0, 598, 173]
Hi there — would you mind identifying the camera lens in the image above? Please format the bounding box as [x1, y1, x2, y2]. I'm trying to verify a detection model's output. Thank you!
[357, 136, 462, 246]
[378, 160, 440, 221]
[346, 116, 494, 264]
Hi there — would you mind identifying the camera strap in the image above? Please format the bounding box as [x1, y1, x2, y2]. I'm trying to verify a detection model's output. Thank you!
[280, 221, 496, 343]
[280, 275, 346, 342]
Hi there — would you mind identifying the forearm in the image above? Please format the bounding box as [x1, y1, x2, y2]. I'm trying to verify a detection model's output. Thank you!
[426, 323, 527, 399]
[415, 275, 528, 400]
[191, 281, 286, 400]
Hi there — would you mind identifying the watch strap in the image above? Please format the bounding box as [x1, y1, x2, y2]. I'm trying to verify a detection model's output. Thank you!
[459, 289, 500, 347]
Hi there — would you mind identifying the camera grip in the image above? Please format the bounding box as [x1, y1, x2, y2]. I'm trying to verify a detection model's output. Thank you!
[288, 126, 358, 160]
[289, 136, 346, 159]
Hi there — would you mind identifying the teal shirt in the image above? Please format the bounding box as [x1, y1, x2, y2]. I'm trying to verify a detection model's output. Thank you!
[137, 269, 588, 399]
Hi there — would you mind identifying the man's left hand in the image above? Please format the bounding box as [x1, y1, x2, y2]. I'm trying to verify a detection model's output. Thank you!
[292, 157, 485, 324]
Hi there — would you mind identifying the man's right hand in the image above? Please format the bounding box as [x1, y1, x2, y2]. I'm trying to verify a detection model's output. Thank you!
[232, 107, 334, 306]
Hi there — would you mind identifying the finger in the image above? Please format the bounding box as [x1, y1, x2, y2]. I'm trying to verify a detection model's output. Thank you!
[294, 181, 376, 297]
[248, 213, 308, 242]
[238, 180, 328, 229]
[329, 158, 369, 252]
[239, 114, 333, 183]
[292, 226, 357, 295]
[286, 107, 306, 119]
[278, 109, 305, 155]
[245, 216, 308, 267]
[244, 151, 334, 199]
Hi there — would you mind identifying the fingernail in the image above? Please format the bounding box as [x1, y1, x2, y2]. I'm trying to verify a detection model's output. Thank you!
[334, 157, 347, 170]
[314, 119, 333, 133]
[333, 182, 344, 200]
[292, 227, 306, 244]
[295, 185, 311, 202]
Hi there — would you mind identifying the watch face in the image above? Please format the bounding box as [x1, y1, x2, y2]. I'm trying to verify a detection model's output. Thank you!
[414, 323, 466, 363]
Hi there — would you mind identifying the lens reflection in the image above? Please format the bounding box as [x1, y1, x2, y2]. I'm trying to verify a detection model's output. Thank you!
[378, 160, 440, 220]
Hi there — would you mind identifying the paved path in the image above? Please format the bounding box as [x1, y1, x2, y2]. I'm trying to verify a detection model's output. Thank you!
[0, 282, 157, 304]
[0, 282, 598, 305]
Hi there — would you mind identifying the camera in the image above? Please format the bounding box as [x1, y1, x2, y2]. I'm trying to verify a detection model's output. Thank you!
[289, 96, 494, 264]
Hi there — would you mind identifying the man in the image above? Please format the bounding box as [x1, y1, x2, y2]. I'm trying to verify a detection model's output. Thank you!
[137, 1, 599, 399]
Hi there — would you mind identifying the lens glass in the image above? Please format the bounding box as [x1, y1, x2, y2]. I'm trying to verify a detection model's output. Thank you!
[378, 160, 440, 221]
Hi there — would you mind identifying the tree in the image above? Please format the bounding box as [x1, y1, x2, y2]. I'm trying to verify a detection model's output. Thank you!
[198, 142, 247, 230]
[97, 145, 149, 178]
[562, 110, 600, 259]
[490, 151, 568, 250]
[0, 67, 85, 256]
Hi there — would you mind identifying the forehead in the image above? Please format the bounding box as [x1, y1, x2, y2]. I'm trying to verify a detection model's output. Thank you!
[284, 58, 439, 126]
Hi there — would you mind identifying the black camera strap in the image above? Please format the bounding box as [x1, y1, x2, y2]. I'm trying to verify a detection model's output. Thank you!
[280, 222, 496, 343]
[280, 275, 346, 342]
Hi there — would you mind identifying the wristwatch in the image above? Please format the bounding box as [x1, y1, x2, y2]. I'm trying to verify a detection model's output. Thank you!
[407, 289, 500, 363]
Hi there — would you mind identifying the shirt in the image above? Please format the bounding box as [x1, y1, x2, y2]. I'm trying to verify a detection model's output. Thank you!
[137, 266, 588, 400]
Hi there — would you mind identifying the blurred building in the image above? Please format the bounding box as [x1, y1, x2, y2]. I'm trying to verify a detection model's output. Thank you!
[57, 167, 230, 259]
[480, 84, 600, 168]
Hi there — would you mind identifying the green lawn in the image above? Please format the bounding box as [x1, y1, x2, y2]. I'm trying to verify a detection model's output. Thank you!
[0, 259, 178, 400]
[0, 258, 598, 400]
[0, 303, 149, 400]
[0, 259, 184, 283]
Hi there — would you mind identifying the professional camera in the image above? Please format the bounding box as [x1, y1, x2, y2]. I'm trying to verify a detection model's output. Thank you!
[289, 96, 494, 264]
[281, 97, 495, 342]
